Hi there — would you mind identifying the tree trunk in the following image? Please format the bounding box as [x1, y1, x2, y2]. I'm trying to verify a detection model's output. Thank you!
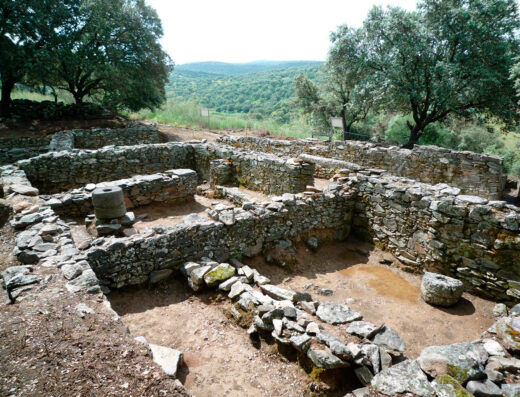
[340, 108, 349, 140]
[402, 125, 422, 149]
[73, 91, 84, 105]
[0, 78, 15, 117]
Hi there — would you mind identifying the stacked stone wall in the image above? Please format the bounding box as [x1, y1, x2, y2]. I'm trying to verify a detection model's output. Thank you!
[72, 125, 162, 148]
[18, 142, 314, 196]
[343, 171, 520, 302]
[86, 186, 354, 288]
[17, 143, 196, 193]
[0, 136, 52, 165]
[192, 144, 314, 195]
[218, 136, 506, 200]
[0, 124, 162, 166]
[44, 169, 197, 217]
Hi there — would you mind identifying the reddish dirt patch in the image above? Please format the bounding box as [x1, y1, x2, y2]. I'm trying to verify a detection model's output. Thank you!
[109, 282, 312, 397]
[244, 239, 496, 358]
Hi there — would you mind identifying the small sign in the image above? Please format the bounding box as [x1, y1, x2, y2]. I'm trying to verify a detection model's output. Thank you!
[200, 108, 210, 117]
[330, 117, 343, 129]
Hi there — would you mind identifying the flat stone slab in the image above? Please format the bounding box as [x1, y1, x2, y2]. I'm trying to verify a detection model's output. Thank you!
[371, 360, 434, 397]
[260, 284, 296, 301]
[347, 321, 383, 339]
[421, 272, 464, 307]
[306, 347, 347, 369]
[466, 379, 502, 397]
[316, 301, 362, 324]
[149, 343, 184, 378]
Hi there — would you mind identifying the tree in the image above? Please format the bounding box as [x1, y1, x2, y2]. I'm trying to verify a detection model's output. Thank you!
[294, 27, 379, 139]
[354, 0, 520, 148]
[37, 0, 172, 111]
[0, 0, 50, 115]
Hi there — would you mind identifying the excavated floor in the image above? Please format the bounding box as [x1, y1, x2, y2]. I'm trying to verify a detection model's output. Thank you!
[108, 239, 495, 397]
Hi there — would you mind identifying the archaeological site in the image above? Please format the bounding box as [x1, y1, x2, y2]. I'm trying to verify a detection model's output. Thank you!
[0, 122, 519, 397]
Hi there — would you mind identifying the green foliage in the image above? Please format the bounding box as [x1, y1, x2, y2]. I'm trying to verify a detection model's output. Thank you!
[166, 63, 321, 123]
[338, 0, 520, 147]
[132, 100, 314, 139]
[1, 0, 171, 115]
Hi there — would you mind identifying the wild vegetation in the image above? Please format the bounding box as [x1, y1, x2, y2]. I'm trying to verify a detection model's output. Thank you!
[0, 0, 172, 116]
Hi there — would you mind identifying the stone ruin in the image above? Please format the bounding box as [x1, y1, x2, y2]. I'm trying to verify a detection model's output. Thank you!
[0, 126, 519, 396]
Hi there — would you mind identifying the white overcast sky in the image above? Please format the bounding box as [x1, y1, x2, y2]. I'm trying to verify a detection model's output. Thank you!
[145, 0, 418, 65]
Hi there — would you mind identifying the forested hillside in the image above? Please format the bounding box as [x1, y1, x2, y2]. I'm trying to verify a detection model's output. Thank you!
[166, 61, 322, 122]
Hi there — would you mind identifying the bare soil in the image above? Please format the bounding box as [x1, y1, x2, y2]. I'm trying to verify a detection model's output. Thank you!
[152, 122, 278, 143]
[107, 240, 495, 397]
[245, 240, 496, 358]
[109, 282, 313, 397]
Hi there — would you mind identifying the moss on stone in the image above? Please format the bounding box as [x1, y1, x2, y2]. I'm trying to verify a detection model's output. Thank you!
[436, 374, 473, 397]
[447, 364, 470, 384]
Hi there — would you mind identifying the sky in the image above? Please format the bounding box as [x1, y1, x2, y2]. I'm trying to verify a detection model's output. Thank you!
[145, 0, 418, 65]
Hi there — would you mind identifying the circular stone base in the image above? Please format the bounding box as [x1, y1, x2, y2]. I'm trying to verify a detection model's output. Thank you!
[421, 272, 464, 307]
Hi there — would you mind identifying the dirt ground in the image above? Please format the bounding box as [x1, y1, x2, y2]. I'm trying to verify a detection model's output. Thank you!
[110, 283, 313, 397]
[108, 239, 496, 397]
[245, 240, 496, 358]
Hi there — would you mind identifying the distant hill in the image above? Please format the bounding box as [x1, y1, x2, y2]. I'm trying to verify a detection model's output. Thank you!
[175, 60, 323, 76]
[167, 61, 323, 122]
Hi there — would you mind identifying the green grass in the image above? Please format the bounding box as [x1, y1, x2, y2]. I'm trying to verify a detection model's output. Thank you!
[131, 100, 318, 139]
[11, 88, 75, 104]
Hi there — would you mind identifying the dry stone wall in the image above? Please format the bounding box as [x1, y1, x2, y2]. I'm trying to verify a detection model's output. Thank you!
[0, 124, 162, 165]
[71, 125, 162, 149]
[18, 142, 315, 196]
[192, 143, 314, 195]
[341, 170, 520, 302]
[17, 143, 195, 193]
[218, 136, 506, 200]
[44, 169, 197, 217]
[86, 186, 354, 288]
[0, 136, 52, 165]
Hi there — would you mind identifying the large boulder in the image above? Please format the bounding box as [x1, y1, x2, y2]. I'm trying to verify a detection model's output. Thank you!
[316, 301, 362, 324]
[421, 272, 464, 307]
[418, 342, 486, 383]
[371, 360, 434, 397]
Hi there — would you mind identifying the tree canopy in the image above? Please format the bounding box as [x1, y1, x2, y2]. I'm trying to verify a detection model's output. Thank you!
[294, 26, 380, 139]
[322, 0, 520, 147]
[0, 0, 172, 116]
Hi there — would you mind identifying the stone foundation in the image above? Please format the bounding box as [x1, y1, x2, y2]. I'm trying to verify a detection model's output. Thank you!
[0, 124, 162, 165]
[218, 136, 506, 200]
[86, 185, 354, 288]
[44, 169, 197, 217]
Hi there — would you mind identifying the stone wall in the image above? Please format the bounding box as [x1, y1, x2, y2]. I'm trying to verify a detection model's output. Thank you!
[71, 125, 162, 149]
[218, 136, 506, 200]
[18, 143, 195, 193]
[0, 136, 51, 165]
[86, 186, 354, 288]
[18, 142, 315, 196]
[342, 171, 520, 302]
[0, 124, 162, 166]
[192, 144, 314, 195]
[44, 169, 197, 217]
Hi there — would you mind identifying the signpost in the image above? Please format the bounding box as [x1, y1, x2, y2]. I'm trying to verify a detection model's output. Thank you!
[330, 116, 347, 140]
[200, 107, 210, 129]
